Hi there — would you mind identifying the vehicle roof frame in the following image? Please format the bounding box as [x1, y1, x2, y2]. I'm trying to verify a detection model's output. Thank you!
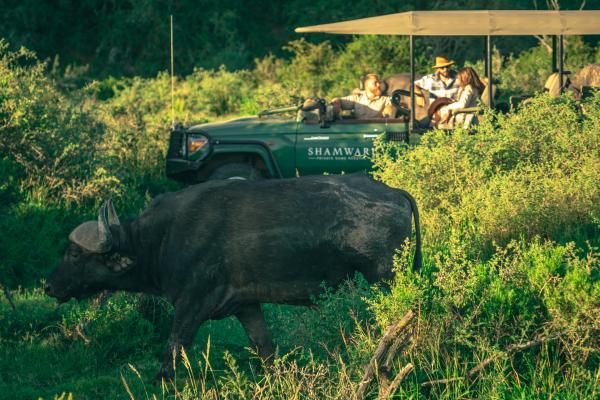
[295, 10, 600, 130]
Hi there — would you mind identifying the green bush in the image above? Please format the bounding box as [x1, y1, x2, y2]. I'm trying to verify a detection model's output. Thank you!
[0, 41, 114, 208]
[372, 92, 600, 256]
[276, 39, 337, 99]
[0, 35, 599, 399]
[364, 239, 599, 398]
[499, 36, 599, 96]
[329, 35, 422, 96]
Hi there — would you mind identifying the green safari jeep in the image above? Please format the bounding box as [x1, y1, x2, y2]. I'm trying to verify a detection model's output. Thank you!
[166, 102, 419, 182]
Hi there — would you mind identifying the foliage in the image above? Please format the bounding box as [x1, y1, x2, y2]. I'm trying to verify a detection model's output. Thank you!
[0, 41, 111, 207]
[5, 0, 593, 77]
[366, 238, 599, 399]
[372, 92, 600, 257]
[0, 29, 599, 398]
[330, 35, 420, 95]
[499, 36, 600, 95]
[4, 238, 595, 399]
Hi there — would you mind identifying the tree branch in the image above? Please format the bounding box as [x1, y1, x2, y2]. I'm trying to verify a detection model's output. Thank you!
[378, 363, 414, 399]
[2, 286, 16, 310]
[420, 333, 562, 387]
[354, 310, 415, 400]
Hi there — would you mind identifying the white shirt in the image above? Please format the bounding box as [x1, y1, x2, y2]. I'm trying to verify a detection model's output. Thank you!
[415, 72, 460, 100]
[439, 85, 481, 129]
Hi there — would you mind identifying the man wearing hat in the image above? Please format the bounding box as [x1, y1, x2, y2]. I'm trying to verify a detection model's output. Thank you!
[414, 56, 460, 100]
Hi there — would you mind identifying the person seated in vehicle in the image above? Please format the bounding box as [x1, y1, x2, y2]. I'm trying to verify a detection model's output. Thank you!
[331, 73, 396, 119]
[432, 67, 485, 129]
[544, 71, 572, 97]
[414, 56, 460, 101]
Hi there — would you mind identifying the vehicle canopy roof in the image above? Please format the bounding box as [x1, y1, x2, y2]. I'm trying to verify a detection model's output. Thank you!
[295, 10, 600, 36]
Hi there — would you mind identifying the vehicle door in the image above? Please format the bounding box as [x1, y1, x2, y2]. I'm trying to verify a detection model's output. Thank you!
[294, 117, 407, 176]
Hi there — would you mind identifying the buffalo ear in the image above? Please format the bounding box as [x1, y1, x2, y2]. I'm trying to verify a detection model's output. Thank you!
[108, 253, 135, 273]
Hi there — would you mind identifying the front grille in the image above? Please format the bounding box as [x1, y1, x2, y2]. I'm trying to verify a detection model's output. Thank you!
[167, 130, 185, 158]
[386, 131, 408, 143]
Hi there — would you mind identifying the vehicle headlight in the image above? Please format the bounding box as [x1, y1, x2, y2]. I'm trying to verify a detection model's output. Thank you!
[187, 134, 210, 158]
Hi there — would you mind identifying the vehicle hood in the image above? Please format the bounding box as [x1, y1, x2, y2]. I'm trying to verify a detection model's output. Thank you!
[187, 116, 297, 136]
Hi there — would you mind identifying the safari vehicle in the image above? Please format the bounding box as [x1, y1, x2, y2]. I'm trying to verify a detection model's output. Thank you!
[166, 105, 412, 182]
[166, 10, 599, 182]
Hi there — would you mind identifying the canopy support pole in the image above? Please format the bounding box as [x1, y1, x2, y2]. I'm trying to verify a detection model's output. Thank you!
[551, 35, 557, 72]
[484, 36, 488, 76]
[486, 35, 493, 109]
[410, 35, 415, 132]
[558, 35, 564, 94]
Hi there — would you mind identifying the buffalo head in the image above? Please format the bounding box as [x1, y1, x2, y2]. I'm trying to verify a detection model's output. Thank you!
[45, 200, 134, 302]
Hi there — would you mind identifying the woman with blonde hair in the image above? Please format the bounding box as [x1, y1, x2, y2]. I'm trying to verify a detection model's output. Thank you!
[437, 67, 485, 129]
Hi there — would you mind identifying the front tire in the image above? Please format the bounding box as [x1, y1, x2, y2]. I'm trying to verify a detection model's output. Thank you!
[208, 163, 265, 181]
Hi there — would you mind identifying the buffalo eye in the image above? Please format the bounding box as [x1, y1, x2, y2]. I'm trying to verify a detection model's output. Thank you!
[70, 245, 82, 260]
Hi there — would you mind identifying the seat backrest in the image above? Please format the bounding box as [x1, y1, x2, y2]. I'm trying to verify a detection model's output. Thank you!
[544, 72, 571, 97]
[480, 77, 497, 105]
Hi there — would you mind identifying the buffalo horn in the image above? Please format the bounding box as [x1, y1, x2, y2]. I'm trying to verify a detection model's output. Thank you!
[68, 201, 113, 253]
[106, 199, 121, 226]
[96, 201, 113, 253]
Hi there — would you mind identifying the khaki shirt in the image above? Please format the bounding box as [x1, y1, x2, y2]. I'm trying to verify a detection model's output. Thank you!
[339, 92, 393, 119]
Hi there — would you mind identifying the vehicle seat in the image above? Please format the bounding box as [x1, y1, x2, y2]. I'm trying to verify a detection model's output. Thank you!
[544, 72, 571, 97]
[480, 77, 497, 105]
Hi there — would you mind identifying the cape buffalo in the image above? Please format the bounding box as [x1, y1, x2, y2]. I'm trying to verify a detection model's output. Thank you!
[45, 174, 421, 380]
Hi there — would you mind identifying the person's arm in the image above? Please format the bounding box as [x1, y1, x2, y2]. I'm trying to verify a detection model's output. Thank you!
[444, 86, 475, 111]
[382, 96, 395, 117]
[414, 75, 432, 91]
[337, 94, 359, 110]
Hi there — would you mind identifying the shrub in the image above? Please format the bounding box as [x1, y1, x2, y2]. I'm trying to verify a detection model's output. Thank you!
[0, 41, 115, 208]
[275, 39, 337, 99]
[372, 92, 600, 256]
[330, 35, 418, 96]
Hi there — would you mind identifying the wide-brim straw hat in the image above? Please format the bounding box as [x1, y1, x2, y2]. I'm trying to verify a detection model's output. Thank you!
[432, 56, 455, 69]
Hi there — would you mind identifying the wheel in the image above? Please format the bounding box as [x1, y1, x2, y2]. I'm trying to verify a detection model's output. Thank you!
[208, 163, 265, 181]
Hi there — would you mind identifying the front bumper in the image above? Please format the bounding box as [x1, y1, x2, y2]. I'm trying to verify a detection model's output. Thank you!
[166, 157, 205, 181]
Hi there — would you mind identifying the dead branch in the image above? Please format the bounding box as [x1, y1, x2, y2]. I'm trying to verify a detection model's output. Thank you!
[467, 335, 554, 378]
[378, 332, 413, 397]
[2, 286, 16, 310]
[355, 310, 415, 400]
[421, 333, 561, 387]
[74, 323, 91, 345]
[378, 363, 414, 399]
[383, 330, 412, 370]
[421, 377, 463, 387]
[533, 35, 553, 53]
[466, 354, 501, 378]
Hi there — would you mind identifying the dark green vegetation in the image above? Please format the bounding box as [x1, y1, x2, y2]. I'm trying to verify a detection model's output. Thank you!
[1, 0, 593, 77]
[1, 11, 599, 399]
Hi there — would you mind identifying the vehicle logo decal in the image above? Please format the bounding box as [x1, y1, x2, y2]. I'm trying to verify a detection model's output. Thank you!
[303, 136, 330, 141]
[307, 146, 372, 160]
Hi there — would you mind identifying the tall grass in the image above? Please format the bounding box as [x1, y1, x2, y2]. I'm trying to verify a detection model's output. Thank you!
[1, 238, 596, 399]
[0, 39, 598, 399]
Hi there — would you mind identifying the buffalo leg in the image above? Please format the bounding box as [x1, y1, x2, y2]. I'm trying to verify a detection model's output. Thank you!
[155, 303, 208, 381]
[236, 304, 275, 362]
